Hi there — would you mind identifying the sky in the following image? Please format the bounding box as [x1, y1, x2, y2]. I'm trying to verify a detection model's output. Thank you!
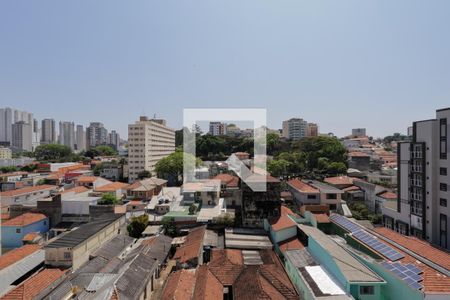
[1, 1, 450, 139]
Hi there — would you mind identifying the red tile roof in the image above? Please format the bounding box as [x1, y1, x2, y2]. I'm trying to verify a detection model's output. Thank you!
[348, 151, 370, 157]
[59, 186, 89, 195]
[173, 226, 206, 264]
[209, 249, 244, 285]
[287, 179, 319, 193]
[324, 176, 354, 186]
[162, 269, 197, 300]
[373, 228, 450, 293]
[278, 237, 304, 252]
[270, 206, 298, 232]
[22, 232, 40, 242]
[342, 185, 360, 192]
[313, 213, 330, 223]
[192, 265, 223, 300]
[377, 191, 397, 199]
[2, 213, 47, 227]
[94, 182, 130, 192]
[76, 176, 99, 183]
[0, 268, 66, 300]
[0, 245, 41, 271]
[212, 173, 239, 188]
[0, 185, 57, 197]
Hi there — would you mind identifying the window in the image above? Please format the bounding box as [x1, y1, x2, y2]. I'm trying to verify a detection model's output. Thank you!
[440, 183, 448, 192]
[64, 252, 71, 260]
[326, 193, 337, 200]
[307, 194, 316, 200]
[440, 118, 447, 159]
[441, 167, 448, 176]
[441, 198, 448, 207]
[440, 214, 447, 249]
[16, 228, 21, 234]
[360, 286, 375, 295]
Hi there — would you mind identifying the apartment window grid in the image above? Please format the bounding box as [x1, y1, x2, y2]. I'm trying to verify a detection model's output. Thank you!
[440, 198, 448, 207]
[440, 214, 448, 249]
[440, 183, 448, 192]
[441, 118, 447, 159]
[441, 167, 448, 176]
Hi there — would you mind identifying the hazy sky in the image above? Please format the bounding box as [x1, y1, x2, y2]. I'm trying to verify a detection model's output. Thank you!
[1, 1, 450, 138]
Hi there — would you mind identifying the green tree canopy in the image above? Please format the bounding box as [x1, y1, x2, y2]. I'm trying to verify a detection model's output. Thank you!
[127, 214, 149, 238]
[155, 150, 202, 184]
[161, 217, 179, 237]
[34, 144, 72, 161]
[98, 193, 120, 205]
[84, 145, 117, 158]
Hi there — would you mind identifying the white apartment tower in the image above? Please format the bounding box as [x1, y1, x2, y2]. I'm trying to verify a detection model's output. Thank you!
[86, 122, 108, 148]
[108, 130, 120, 150]
[0, 107, 33, 145]
[41, 118, 56, 144]
[12, 121, 32, 152]
[59, 121, 76, 150]
[282, 118, 308, 140]
[382, 108, 450, 251]
[76, 125, 86, 152]
[128, 116, 175, 182]
[209, 122, 227, 136]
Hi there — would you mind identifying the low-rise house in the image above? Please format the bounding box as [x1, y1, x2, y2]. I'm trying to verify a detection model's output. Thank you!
[93, 181, 129, 199]
[182, 180, 221, 205]
[353, 179, 388, 213]
[0, 171, 28, 183]
[173, 226, 206, 269]
[324, 175, 354, 189]
[265, 206, 299, 244]
[75, 176, 111, 189]
[298, 224, 386, 299]
[0, 245, 45, 296]
[375, 191, 397, 215]
[127, 177, 167, 200]
[163, 248, 298, 300]
[0, 268, 66, 299]
[1, 213, 49, 248]
[212, 173, 241, 207]
[44, 214, 125, 270]
[288, 179, 343, 211]
[0, 185, 58, 208]
[61, 194, 100, 222]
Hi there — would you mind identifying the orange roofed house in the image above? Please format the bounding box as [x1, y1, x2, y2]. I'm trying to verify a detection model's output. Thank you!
[162, 248, 298, 300]
[1, 213, 49, 248]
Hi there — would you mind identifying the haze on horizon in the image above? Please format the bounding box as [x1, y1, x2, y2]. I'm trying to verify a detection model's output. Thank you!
[1, 0, 450, 139]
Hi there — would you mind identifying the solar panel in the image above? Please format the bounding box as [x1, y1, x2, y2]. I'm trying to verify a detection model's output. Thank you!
[330, 214, 362, 233]
[381, 261, 423, 290]
[352, 231, 404, 261]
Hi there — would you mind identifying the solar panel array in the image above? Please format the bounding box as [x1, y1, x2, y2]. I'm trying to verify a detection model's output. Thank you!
[381, 261, 423, 290]
[330, 214, 405, 261]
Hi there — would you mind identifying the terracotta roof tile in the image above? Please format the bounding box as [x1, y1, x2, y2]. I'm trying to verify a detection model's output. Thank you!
[193, 265, 223, 300]
[209, 249, 244, 285]
[0, 185, 57, 197]
[173, 226, 206, 264]
[270, 206, 298, 231]
[0, 245, 41, 270]
[212, 173, 239, 188]
[0, 268, 66, 300]
[377, 191, 397, 199]
[324, 176, 354, 186]
[278, 237, 304, 252]
[342, 185, 360, 192]
[94, 182, 130, 192]
[162, 269, 197, 300]
[287, 179, 319, 193]
[22, 232, 40, 242]
[59, 186, 89, 195]
[76, 176, 99, 183]
[2, 213, 47, 227]
[313, 213, 330, 223]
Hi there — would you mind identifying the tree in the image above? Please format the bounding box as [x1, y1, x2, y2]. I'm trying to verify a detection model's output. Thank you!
[155, 150, 202, 184]
[188, 203, 197, 215]
[327, 162, 347, 175]
[161, 217, 179, 237]
[34, 144, 72, 161]
[85, 145, 117, 158]
[138, 170, 152, 179]
[98, 193, 119, 205]
[0, 166, 19, 173]
[214, 213, 235, 226]
[267, 159, 290, 177]
[20, 164, 37, 172]
[127, 214, 149, 238]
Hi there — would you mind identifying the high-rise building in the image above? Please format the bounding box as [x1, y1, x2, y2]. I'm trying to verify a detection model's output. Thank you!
[59, 121, 75, 150]
[128, 116, 175, 182]
[86, 122, 108, 149]
[12, 121, 32, 152]
[41, 118, 56, 144]
[209, 122, 227, 136]
[75, 125, 86, 152]
[352, 128, 367, 137]
[32, 118, 40, 151]
[108, 130, 120, 150]
[382, 108, 450, 251]
[282, 118, 308, 140]
[0, 107, 33, 145]
[307, 123, 319, 137]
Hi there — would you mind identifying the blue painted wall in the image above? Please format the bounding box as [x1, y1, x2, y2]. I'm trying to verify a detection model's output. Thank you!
[1, 217, 49, 248]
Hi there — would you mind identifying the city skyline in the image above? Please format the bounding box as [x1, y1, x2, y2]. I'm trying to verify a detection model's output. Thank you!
[2, 1, 450, 138]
